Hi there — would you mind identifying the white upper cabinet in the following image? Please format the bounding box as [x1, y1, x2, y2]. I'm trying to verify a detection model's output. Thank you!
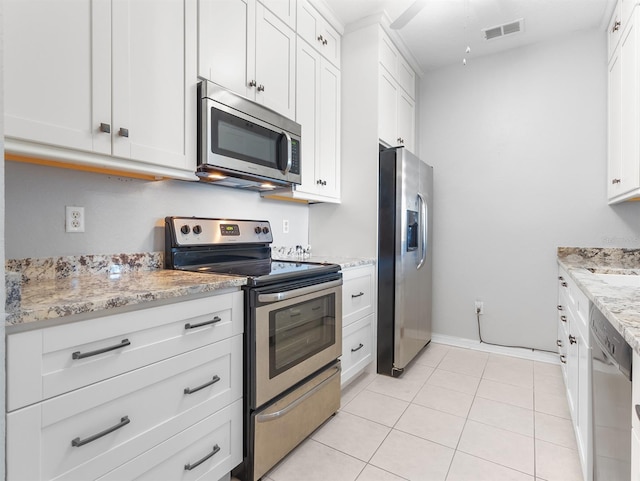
[262, 0, 296, 29]
[608, 2, 640, 203]
[378, 28, 417, 152]
[297, 0, 341, 66]
[199, 0, 296, 119]
[4, 0, 197, 179]
[4, 1, 97, 154]
[292, 41, 340, 201]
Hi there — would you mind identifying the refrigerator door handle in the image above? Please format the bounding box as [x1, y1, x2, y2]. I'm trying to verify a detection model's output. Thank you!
[417, 193, 427, 270]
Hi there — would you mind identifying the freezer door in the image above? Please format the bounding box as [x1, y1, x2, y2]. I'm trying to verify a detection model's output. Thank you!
[393, 149, 433, 370]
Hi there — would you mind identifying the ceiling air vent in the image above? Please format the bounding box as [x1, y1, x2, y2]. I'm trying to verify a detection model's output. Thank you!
[482, 18, 525, 40]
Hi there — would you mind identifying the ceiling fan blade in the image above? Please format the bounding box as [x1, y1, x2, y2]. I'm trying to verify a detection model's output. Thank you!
[390, 0, 428, 29]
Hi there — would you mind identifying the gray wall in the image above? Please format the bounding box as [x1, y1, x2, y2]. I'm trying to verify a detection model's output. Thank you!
[420, 30, 640, 350]
[5, 162, 310, 259]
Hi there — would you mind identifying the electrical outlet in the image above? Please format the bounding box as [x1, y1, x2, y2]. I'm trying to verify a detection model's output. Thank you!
[475, 300, 484, 315]
[65, 206, 85, 233]
[283, 219, 289, 234]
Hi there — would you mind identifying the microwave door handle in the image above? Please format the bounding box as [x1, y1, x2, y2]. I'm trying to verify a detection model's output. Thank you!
[281, 130, 292, 174]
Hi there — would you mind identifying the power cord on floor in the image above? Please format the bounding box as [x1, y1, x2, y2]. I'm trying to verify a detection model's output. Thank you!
[476, 308, 557, 354]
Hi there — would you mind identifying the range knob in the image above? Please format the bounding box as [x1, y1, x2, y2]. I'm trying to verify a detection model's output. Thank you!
[180, 225, 190, 235]
[262, 227, 270, 234]
[192, 225, 202, 235]
[254, 226, 262, 234]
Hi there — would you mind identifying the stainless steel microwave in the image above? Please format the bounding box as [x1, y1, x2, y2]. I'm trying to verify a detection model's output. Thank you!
[197, 80, 301, 191]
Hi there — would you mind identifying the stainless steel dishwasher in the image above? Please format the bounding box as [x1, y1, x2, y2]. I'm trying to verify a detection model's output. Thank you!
[590, 305, 632, 481]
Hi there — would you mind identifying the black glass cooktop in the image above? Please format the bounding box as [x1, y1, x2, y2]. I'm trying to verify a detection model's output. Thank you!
[182, 259, 340, 286]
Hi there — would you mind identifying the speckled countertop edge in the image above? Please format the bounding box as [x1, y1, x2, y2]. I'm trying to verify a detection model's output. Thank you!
[558, 247, 640, 355]
[5, 252, 248, 328]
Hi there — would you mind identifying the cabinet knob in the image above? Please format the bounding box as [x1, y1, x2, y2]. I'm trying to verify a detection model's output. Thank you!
[558, 276, 564, 281]
[569, 334, 577, 345]
[118, 127, 129, 138]
[317, 34, 327, 45]
[561, 282, 568, 287]
[557, 305, 563, 311]
[249, 80, 257, 88]
[613, 20, 621, 32]
[612, 178, 621, 184]
[397, 137, 404, 144]
[257, 84, 265, 92]
[99, 123, 111, 134]
[560, 354, 566, 364]
[557, 339, 562, 347]
[561, 315, 567, 322]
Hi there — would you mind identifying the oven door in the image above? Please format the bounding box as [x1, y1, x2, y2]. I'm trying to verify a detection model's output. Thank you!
[201, 98, 301, 185]
[252, 276, 342, 408]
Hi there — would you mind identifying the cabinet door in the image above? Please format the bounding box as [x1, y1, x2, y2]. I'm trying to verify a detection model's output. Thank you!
[3, 0, 111, 155]
[261, 0, 296, 29]
[317, 59, 340, 198]
[295, 42, 320, 195]
[112, 0, 192, 170]
[576, 334, 592, 481]
[398, 90, 416, 153]
[255, 3, 296, 119]
[297, 0, 340, 66]
[379, 69, 398, 148]
[619, 15, 640, 196]
[198, 0, 254, 97]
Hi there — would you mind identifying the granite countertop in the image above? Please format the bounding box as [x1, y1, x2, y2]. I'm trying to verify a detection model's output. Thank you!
[5, 250, 374, 329]
[558, 247, 640, 354]
[5, 252, 246, 328]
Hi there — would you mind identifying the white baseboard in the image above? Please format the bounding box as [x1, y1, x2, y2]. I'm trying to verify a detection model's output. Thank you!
[431, 333, 559, 364]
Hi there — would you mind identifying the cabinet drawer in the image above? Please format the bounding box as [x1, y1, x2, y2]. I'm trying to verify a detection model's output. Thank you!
[97, 399, 242, 481]
[297, 0, 340, 66]
[7, 292, 243, 411]
[7, 336, 242, 481]
[342, 265, 374, 327]
[341, 314, 373, 386]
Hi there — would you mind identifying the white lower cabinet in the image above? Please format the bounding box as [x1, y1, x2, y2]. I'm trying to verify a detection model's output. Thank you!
[6, 293, 243, 481]
[341, 264, 376, 386]
[557, 266, 592, 481]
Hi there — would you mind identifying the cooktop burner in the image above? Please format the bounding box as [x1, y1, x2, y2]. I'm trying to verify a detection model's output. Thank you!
[164, 216, 340, 286]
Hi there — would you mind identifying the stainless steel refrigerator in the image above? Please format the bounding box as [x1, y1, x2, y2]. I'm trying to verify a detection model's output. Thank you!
[378, 146, 433, 377]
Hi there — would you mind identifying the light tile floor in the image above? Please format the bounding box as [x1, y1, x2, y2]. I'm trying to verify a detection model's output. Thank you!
[260, 342, 583, 481]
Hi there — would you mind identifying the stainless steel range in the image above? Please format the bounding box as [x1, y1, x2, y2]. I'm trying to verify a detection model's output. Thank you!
[165, 217, 342, 481]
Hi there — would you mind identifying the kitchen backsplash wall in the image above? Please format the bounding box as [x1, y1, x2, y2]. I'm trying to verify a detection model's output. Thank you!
[421, 30, 640, 351]
[5, 161, 310, 259]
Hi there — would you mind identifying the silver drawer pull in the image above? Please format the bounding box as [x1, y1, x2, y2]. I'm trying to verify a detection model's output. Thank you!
[99, 122, 111, 133]
[351, 292, 365, 298]
[569, 334, 577, 345]
[185, 316, 221, 330]
[557, 305, 563, 311]
[71, 416, 130, 447]
[72, 339, 130, 360]
[351, 343, 364, 353]
[184, 375, 220, 395]
[560, 315, 567, 322]
[184, 444, 220, 471]
[556, 339, 562, 347]
[118, 127, 129, 137]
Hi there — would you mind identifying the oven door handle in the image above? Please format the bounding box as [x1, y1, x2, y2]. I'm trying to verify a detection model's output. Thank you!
[258, 279, 342, 303]
[255, 364, 341, 423]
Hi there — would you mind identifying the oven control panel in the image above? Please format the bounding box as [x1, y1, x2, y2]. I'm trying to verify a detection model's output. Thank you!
[167, 217, 273, 246]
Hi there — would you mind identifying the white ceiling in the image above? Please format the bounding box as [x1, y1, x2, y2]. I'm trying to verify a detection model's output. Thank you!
[322, 0, 616, 72]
